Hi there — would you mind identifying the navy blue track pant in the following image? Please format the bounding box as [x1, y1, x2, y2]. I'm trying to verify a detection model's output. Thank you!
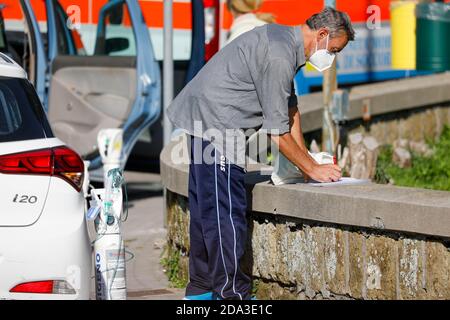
[186, 136, 251, 300]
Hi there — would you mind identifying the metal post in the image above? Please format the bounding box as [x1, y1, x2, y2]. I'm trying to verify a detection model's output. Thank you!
[163, 0, 174, 146]
[321, 0, 338, 154]
[163, 0, 174, 227]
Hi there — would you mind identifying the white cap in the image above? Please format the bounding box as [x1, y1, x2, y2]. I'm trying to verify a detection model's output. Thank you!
[0, 52, 28, 79]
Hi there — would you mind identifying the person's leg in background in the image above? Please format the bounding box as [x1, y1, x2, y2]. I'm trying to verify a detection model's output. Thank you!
[184, 136, 213, 299]
[205, 148, 251, 300]
[186, 136, 251, 300]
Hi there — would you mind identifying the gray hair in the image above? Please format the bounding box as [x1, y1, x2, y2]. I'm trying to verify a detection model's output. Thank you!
[306, 7, 355, 41]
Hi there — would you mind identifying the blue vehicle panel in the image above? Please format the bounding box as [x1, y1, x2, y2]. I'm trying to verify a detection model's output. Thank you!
[27, 0, 162, 171]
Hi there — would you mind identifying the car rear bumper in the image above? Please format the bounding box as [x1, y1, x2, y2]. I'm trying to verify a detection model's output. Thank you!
[0, 178, 91, 300]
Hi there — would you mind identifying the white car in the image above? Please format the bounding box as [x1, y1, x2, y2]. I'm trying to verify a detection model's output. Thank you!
[0, 53, 91, 299]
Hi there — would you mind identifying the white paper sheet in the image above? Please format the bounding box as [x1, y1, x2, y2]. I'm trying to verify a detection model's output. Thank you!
[308, 177, 371, 187]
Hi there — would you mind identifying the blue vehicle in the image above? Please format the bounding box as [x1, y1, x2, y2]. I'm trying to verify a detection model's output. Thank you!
[2, 0, 161, 179]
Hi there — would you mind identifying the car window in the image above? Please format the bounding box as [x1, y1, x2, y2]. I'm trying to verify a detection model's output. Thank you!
[1, 2, 31, 67]
[93, 2, 136, 57]
[0, 83, 21, 134]
[49, 1, 136, 57]
[26, 0, 85, 57]
[54, 1, 76, 56]
[0, 10, 7, 51]
[0, 77, 53, 143]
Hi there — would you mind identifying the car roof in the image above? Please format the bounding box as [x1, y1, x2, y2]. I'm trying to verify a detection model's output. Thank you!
[0, 53, 27, 79]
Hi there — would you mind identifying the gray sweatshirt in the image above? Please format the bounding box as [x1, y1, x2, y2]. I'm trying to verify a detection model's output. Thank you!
[167, 24, 306, 167]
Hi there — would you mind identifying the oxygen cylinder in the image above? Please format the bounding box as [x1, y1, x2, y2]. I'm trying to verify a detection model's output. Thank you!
[94, 129, 127, 300]
[94, 233, 126, 300]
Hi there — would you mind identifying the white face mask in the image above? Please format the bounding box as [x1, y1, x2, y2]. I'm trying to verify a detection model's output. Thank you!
[308, 34, 336, 72]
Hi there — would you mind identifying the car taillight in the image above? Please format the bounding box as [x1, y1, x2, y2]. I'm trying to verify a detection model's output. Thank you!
[203, 0, 220, 62]
[0, 146, 84, 192]
[53, 147, 84, 192]
[10, 281, 53, 294]
[10, 280, 76, 295]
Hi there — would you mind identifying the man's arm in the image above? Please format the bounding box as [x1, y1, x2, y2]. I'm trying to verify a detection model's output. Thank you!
[289, 106, 324, 166]
[288, 106, 317, 180]
[252, 60, 340, 182]
[289, 106, 315, 156]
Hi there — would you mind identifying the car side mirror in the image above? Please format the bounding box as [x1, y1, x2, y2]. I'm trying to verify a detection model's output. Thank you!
[105, 37, 130, 55]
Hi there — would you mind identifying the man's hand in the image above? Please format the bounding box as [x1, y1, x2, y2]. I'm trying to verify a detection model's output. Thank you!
[308, 163, 342, 183]
[270, 132, 342, 183]
[286, 107, 340, 183]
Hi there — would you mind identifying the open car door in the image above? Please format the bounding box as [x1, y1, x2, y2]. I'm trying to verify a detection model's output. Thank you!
[44, 0, 161, 172]
[9, 0, 47, 103]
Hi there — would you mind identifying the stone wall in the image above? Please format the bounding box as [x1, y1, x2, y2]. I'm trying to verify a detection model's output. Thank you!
[166, 191, 450, 300]
[349, 105, 450, 146]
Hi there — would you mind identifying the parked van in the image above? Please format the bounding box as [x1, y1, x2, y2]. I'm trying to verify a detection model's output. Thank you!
[12, 0, 424, 94]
